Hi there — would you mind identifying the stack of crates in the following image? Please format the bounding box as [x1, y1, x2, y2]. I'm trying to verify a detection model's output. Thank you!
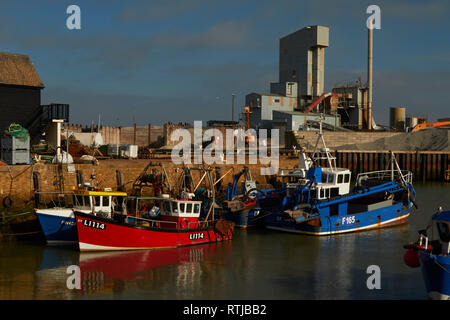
[1, 135, 30, 165]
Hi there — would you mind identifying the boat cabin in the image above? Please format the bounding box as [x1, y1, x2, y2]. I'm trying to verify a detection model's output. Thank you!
[72, 188, 127, 218]
[160, 199, 202, 229]
[133, 196, 203, 229]
[429, 210, 450, 255]
[306, 167, 351, 200]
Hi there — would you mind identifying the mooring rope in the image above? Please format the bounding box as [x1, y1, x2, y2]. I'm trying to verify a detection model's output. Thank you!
[434, 258, 450, 274]
[0, 230, 42, 236]
[0, 211, 34, 225]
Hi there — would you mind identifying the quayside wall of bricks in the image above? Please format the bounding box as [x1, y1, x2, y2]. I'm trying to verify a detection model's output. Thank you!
[0, 159, 287, 211]
[0, 150, 449, 213]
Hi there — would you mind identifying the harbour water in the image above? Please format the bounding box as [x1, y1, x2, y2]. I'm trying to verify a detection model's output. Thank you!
[0, 183, 448, 300]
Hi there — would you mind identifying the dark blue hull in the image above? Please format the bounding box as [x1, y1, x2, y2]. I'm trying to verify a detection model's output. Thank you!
[223, 208, 263, 228]
[36, 210, 78, 245]
[222, 188, 285, 228]
[419, 251, 450, 299]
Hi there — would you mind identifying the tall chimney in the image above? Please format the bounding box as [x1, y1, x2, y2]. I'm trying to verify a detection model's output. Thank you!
[231, 93, 236, 122]
[367, 19, 373, 130]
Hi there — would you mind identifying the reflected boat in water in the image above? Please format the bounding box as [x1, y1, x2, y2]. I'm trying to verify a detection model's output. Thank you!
[32, 241, 233, 297]
[79, 243, 220, 280]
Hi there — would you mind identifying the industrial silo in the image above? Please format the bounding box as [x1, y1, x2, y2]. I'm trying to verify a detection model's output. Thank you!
[406, 116, 419, 130]
[390, 107, 406, 131]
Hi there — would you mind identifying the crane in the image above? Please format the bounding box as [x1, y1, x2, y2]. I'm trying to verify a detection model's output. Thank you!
[411, 121, 450, 132]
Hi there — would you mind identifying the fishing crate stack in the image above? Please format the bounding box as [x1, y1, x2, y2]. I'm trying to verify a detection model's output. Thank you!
[0, 124, 31, 165]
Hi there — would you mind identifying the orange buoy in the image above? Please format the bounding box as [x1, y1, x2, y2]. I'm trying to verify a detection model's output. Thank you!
[403, 249, 420, 268]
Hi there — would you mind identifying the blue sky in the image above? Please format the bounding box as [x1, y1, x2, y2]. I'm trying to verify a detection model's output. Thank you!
[1, 0, 449, 126]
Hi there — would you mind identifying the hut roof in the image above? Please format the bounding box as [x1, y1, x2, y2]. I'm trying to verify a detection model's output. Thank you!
[0, 52, 44, 88]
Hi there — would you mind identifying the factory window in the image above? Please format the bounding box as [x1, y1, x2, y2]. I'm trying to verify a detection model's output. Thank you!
[344, 174, 350, 183]
[337, 174, 343, 184]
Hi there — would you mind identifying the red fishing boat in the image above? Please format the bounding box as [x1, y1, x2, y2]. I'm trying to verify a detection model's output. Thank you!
[74, 196, 234, 251]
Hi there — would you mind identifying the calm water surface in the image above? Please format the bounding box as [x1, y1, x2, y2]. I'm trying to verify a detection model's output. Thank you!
[0, 183, 448, 300]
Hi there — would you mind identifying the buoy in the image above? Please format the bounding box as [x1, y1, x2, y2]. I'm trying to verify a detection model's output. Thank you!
[403, 249, 420, 268]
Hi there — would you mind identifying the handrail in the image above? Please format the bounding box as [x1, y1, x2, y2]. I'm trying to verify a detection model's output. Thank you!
[419, 234, 429, 251]
[356, 170, 413, 185]
[34, 191, 75, 194]
[126, 215, 177, 228]
[126, 214, 213, 229]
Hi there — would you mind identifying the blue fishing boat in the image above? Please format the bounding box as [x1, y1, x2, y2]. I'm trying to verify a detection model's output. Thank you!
[221, 166, 285, 228]
[404, 208, 450, 299]
[265, 120, 417, 235]
[35, 185, 127, 245]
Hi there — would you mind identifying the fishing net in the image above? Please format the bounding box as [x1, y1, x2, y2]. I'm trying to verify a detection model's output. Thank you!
[4, 123, 29, 141]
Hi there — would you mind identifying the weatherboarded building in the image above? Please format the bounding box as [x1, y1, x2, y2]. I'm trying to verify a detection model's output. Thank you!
[0, 52, 45, 132]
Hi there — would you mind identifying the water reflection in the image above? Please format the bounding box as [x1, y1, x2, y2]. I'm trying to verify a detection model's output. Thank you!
[0, 183, 448, 300]
[34, 242, 233, 299]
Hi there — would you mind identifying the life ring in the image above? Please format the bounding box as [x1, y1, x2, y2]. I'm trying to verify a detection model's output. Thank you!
[2, 196, 13, 208]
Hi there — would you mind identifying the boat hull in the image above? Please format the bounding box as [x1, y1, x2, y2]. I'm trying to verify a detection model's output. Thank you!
[419, 251, 450, 300]
[266, 202, 410, 235]
[223, 191, 284, 228]
[223, 208, 263, 228]
[75, 212, 233, 251]
[35, 208, 78, 245]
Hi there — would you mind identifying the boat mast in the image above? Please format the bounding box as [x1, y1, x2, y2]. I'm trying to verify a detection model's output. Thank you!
[311, 114, 336, 171]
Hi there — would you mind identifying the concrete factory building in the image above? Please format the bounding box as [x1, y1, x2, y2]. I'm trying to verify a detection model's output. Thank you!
[246, 25, 339, 130]
[332, 85, 368, 130]
[277, 25, 329, 104]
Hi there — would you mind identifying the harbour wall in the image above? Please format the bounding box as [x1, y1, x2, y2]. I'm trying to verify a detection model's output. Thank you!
[0, 160, 278, 212]
[62, 124, 165, 146]
[0, 151, 448, 214]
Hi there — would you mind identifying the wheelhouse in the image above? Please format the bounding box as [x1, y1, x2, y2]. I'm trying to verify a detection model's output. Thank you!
[130, 196, 204, 229]
[161, 199, 202, 218]
[72, 188, 127, 217]
[429, 210, 450, 255]
[306, 167, 352, 200]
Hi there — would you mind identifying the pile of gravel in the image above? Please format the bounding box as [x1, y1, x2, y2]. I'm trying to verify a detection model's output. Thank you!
[336, 129, 450, 151]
